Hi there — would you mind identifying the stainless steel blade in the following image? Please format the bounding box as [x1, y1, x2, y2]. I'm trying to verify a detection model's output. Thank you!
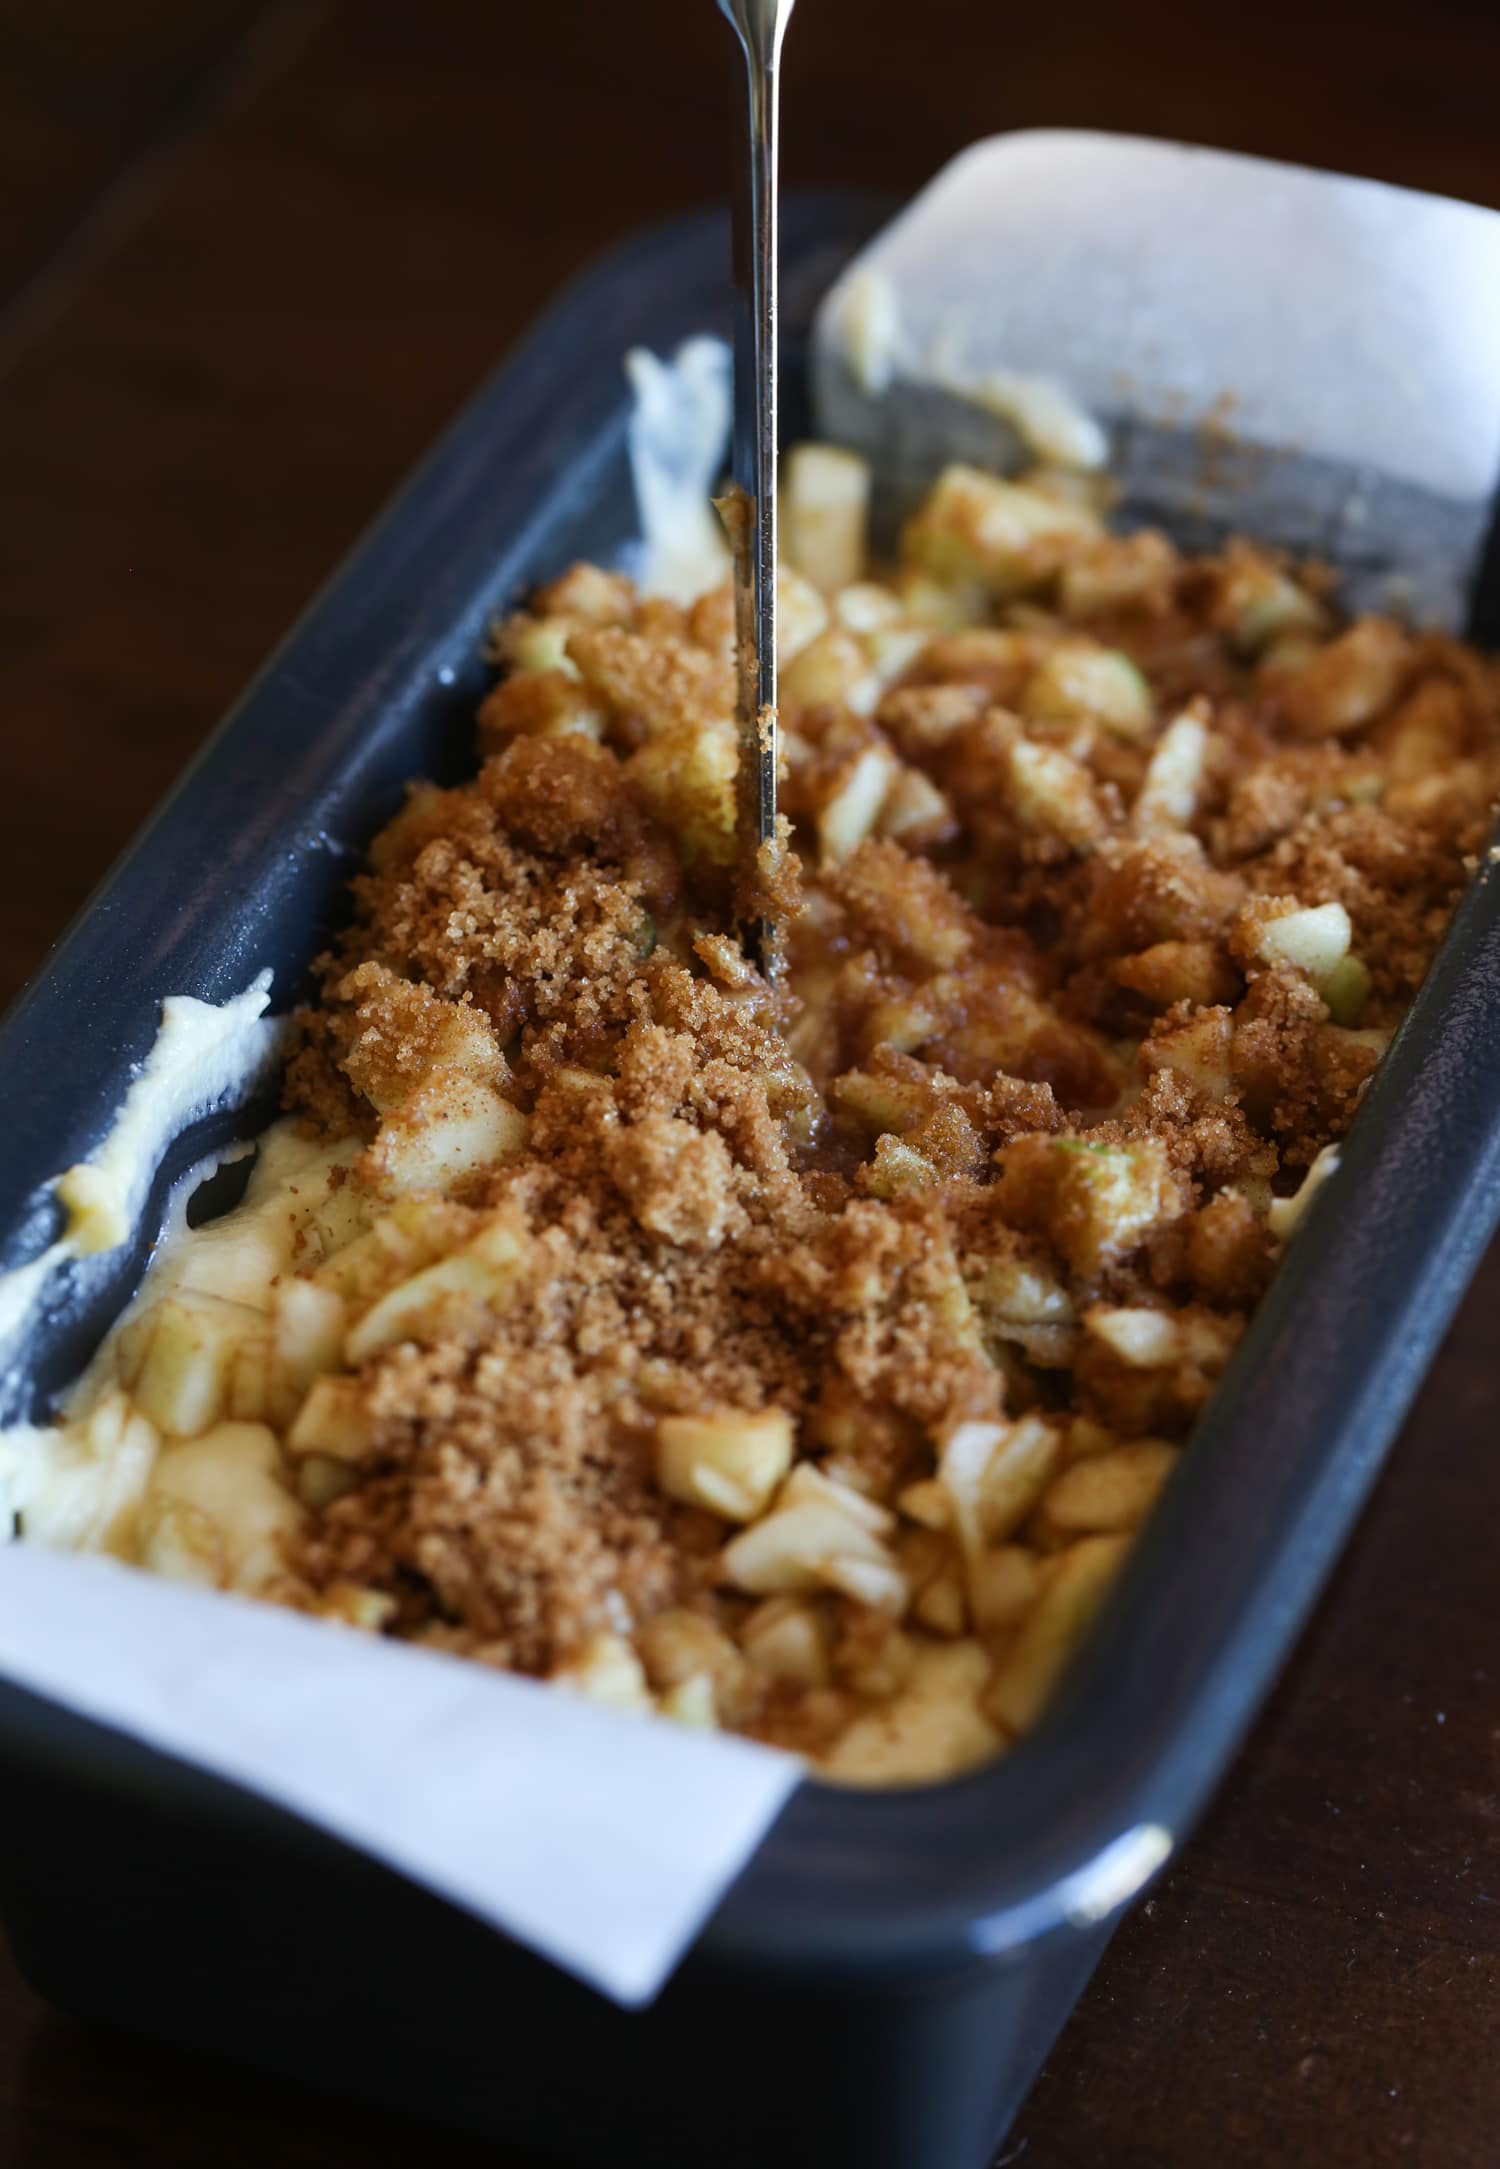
[718, 0, 796, 968]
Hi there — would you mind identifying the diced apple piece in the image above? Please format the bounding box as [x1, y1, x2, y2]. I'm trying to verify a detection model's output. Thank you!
[477, 666, 607, 748]
[740, 1596, 833, 1686]
[311, 1582, 398, 1632]
[628, 722, 738, 865]
[121, 1292, 269, 1440]
[305, 1175, 373, 1261]
[820, 1554, 910, 1615]
[367, 778, 452, 872]
[1006, 739, 1106, 847]
[343, 1212, 528, 1365]
[984, 1534, 1130, 1733]
[894, 568, 973, 632]
[307, 1197, 459, 1292]
[819, 1640, 1002, 1786]
[904, 464, 1100, 597]
[781, 627, 875, 717]
[1039, 1441, 1179, 1536]
[721, 1506, 876, 1595]
[1067, 1414, 1121, 1459]
[775, 563, 830, 664]
[970, 1253, 1075, 1331]
[782, 443, 870, 593]
[657, 1673, 719, 1729]
[311, 1223, 415, 1306]
[374, 1195, 468, 1264]
[14, 1391, 159, 1557]
[1022, 643, 1153, 740]
[912, 1570, 967, 1636]
[1115, 939, 1237, 1009]
[1214, 546, 1329, 655]
[148, 1421, 304, 1592]
[655, 1408, 794, 1523]
[720, 1469, 905, 1610]
[895, 1478, 951, 1530]
[833, 581, 903, 634]
[505, 615, 580, 677]
[860, 621, 930, 693]
[83, 1391, 138, 1459]
[138, 1495, 224, 1587]
[997, 1134, 1182, 1278]
[833, 1066, 926, 1137]
[1278, 618, 1409, 737]
[271, 1278, 346, 1418]
[286, 1376, 376, 1463]
[1142, 1009, 1233, 1101]
[1132, 708, 1208, 833]
[1083, 1305, 1239, 1373]
[226, 1327, 276, 1423]
[818, 743, 900, 863]
[939, 1415, 1062, 1557]
[777, 1463, 895, 1532]
[969, 1545, 1044, 1631]
[358, 1070, 529, 1199]
[1249, 899, 1351, 983]
[877, 766, 952, 845]
[840, 1620, 917, 1701]
[1058, 530, 1177, 620]
[1383, 676, 1469, 783]
[906, 628, 1036, 699]
[860, 1135, 939, 1197]
[1080, 1306, 1171, 1368]
[551, 1633, 653, 1715]
[533, 561, 636, 626]
[634, 1608, 744, 1693]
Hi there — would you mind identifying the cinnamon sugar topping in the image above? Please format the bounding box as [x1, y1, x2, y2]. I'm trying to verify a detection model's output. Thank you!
[33, 454, 1500, 1786]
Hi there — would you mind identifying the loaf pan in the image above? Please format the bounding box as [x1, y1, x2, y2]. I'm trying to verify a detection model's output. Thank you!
[1, 175, 1499, 2169]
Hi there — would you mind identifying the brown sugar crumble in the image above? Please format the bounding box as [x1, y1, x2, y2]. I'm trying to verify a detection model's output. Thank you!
[54, 454, 1500, 1784]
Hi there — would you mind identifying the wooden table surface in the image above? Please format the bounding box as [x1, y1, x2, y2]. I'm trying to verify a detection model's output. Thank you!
[2, 3, 1497, 2163]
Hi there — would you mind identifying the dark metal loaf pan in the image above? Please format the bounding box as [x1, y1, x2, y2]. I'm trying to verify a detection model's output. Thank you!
[2, 192, 1499, 2169]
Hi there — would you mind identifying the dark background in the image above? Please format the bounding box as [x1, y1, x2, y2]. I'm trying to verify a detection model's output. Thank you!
[2, 3, 1498, 2164]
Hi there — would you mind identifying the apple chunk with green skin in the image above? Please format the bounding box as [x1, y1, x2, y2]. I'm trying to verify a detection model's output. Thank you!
[1251, 900, 1351, 982]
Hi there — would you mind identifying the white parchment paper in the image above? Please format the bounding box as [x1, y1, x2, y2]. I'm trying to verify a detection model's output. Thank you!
[0, 1544, 800, 2005]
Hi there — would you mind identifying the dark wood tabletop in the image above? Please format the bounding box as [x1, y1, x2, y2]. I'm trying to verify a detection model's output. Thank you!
[2, 3, 1498, 2163]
